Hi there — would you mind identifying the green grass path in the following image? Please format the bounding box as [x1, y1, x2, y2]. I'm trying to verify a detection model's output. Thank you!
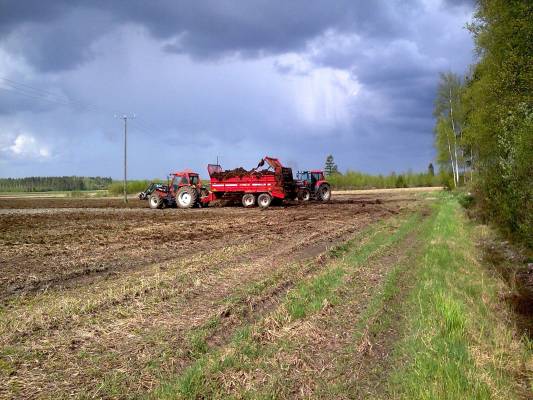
[387, 194, 531, 399]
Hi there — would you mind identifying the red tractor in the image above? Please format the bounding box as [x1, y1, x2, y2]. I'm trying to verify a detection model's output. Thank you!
[295, 170, 331, 202]
[144, 171, 209, 209]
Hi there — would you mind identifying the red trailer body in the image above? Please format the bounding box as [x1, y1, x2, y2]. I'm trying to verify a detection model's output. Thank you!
[210, 173, 285, 198]
[207, 157, 298, 208]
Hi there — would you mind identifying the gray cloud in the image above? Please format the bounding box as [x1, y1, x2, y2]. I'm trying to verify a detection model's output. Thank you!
[3, 7, 114, 72]
[0, 1, 422, 71]
[0, 0, 475, 177]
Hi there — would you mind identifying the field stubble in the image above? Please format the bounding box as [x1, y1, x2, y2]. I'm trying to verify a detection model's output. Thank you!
[0, 192, 419, 398]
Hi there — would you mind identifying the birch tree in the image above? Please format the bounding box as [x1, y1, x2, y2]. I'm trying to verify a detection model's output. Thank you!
[434, 72, 465, 186]
[434, 117, 457, 187]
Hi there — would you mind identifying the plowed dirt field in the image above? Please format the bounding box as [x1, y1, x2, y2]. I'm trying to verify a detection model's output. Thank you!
[0, 194, 414, 300]
[0, 192, 424, 398]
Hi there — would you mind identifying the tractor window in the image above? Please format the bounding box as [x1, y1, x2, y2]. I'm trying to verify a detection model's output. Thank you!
[312, 173, 322, 182]
[180, 176, 189, 185]
[298, 172, 310, 181]
[172, 178, 180, 191]
[189, 175, 199, 185]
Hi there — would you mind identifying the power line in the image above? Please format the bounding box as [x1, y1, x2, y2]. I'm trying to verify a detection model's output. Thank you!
[1, 76, 180, 195]
[1, 82, 165, 140]
[0, 75, 121, 115]
[0, 85, 75, 108]
[0, 84, 110, 115]
[1, 76, 168, 138]
[0, 77, 170, 137]
[0, 76, 73, 101]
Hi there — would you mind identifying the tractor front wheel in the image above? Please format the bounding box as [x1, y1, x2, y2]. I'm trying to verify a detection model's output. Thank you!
[257, 193, 272, 208]
[149, 194, 164, 209]
[176, 186, 198, 208]
[242, 193, 256, 207]
[316, 184, 331, 202]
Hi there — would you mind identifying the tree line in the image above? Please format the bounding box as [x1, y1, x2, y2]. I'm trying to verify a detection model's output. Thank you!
[434, 0, 531, 246]
[0, 176, 112, 192]
[327, 169, 440, 190]
[324, 152, 441, 190]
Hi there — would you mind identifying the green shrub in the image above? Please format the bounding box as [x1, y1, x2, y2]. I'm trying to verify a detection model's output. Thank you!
[328, 170, 441, 190]
[456, 192, 475, 209]
[107, 180, 160, 195]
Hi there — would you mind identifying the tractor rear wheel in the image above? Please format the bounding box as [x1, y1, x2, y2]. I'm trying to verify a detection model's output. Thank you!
[297, 188, 311, 202]
[257, 193, 272, 208]
[316, 184, 331, 202]
[242, 193, 256, 207]
[176, 186, 198, 208]
[149, 194, 164, 209]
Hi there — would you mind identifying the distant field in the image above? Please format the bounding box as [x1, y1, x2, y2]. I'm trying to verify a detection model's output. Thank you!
[0, 190, 108, 199]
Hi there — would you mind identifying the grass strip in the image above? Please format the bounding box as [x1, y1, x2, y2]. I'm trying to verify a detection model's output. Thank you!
[386, 193, 532, 399]
[151, 212, 421, 399]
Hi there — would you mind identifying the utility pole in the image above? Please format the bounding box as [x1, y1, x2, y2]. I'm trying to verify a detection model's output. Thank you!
[115, 113, 135, 204]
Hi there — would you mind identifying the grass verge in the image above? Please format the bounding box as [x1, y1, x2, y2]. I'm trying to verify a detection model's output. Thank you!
[387, 193, 532, 399]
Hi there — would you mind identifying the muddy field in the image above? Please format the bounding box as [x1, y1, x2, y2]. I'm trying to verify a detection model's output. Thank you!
[0, 197, 147, 209]
[0, 191, 426, 398]
[0, 194, 416, 299]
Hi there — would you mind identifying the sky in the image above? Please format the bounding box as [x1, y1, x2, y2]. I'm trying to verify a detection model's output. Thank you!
[0, 0, 475, 179]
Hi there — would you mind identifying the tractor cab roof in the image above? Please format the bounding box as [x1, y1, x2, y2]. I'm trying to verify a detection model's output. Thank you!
[170, 170, 198, 176]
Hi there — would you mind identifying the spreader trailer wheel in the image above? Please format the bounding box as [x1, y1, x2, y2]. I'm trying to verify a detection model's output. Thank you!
[176, 186, 198, 209]
[242, 193, 256, 208]
[257, 193, 272, 208]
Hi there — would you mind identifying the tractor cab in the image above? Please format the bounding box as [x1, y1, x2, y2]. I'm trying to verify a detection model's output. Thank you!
[169, 171, 201, 194]
[297, 170, 325, 187]
[295, 170, 331, 202]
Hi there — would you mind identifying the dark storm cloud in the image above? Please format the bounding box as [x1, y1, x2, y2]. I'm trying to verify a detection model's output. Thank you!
[0, 0, 419, 71]
[3, 6, 115, 72]
[0, 0, 72, 33]
[154, 0, 411, 59]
